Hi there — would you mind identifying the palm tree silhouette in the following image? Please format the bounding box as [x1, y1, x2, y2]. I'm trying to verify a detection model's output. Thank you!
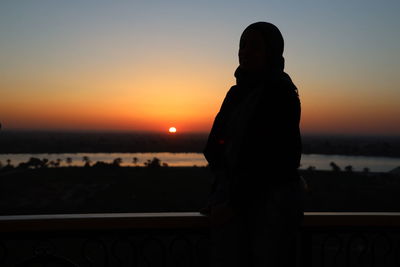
[344, 165, 353, 172]
[112, 158, 122, 167]
[41, 158, 49, 168]
[66, 157, 73, 167]
[82, 156, 91, 167]
[329, 161, 341, 172]
[144, 157, 162, 168]
[55, 158, 62, 168]
[26, 157, 44, 169]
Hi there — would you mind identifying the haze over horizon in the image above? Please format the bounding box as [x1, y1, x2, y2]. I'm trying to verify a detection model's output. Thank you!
[1, 1, 400, 136]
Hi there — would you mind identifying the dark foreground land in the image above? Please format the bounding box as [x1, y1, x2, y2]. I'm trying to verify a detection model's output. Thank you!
[1, 167, 400, 215]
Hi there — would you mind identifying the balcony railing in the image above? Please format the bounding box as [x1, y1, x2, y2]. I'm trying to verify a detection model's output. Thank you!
[0, 212, 400, 266]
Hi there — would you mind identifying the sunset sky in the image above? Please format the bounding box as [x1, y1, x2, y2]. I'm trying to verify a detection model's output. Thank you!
[1, 1, 399, 135]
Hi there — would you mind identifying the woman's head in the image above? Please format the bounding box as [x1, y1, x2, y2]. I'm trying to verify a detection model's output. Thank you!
[238, 22, 284, 73]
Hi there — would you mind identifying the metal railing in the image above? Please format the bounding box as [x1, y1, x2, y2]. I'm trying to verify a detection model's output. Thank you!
[301, 212, 400, 267]
[0, 212, 399, 266]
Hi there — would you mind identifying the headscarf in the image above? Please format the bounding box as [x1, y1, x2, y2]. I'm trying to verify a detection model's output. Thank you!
[234, 21, 286, 89]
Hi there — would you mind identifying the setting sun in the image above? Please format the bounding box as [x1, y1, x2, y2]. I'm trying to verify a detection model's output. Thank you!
[169, 127, 177, 133]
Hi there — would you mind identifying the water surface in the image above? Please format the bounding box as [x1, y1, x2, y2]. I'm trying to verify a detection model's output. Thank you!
[1, 153, 399, 173]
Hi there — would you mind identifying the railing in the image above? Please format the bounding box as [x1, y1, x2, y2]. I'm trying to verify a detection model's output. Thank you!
[0, 212, 400, 266]
[302, 212, 400, 267]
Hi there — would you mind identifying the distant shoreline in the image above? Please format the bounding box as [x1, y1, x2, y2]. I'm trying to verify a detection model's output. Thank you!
[1, 131, 400, 158]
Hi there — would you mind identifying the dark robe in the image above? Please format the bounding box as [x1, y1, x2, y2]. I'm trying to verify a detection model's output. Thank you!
[203, 66, 301, 211]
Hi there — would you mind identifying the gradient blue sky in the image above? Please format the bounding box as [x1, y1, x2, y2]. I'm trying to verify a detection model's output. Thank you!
[1, 1, 399, 135]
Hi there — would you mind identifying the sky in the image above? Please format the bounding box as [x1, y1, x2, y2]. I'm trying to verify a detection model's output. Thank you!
[1, 0, 399, 135]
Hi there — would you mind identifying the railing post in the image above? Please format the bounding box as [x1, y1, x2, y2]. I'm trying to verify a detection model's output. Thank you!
[300, 228, 312, 267]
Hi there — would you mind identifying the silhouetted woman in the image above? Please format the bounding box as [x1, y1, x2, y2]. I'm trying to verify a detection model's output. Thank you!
[202, 22, 305, 266]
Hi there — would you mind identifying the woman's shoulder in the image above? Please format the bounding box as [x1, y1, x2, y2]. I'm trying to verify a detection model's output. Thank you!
[225, 85, 240, 97]
[220, 85, 243, 107]
[261, 73, 299, 101]
[278, 72, 299, 96]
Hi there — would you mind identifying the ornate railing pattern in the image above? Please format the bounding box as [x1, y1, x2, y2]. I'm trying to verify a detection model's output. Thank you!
[0, 212, 400, 266]
[301, 212, 400, 267]
[0, 213, 210, 267]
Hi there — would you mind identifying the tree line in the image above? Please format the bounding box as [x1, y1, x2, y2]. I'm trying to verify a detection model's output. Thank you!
[0, 156, 168, 171]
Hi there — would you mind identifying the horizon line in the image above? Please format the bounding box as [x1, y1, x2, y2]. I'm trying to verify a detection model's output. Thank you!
[1, 129, 400, 138]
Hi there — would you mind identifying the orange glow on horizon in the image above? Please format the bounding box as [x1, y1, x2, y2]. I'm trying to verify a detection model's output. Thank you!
[1, 65, 400, 135]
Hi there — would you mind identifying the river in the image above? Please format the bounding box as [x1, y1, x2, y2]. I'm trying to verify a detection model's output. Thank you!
[1, 153, 399, 173]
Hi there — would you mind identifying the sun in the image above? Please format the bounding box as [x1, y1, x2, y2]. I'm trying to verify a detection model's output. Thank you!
[168, 127, 177, 133]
